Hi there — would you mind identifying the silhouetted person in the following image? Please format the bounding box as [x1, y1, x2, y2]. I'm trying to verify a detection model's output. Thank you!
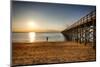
[46, 37, 48, 41]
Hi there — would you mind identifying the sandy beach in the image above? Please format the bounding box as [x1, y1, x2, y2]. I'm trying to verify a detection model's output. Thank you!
[12, 41, 96, 66]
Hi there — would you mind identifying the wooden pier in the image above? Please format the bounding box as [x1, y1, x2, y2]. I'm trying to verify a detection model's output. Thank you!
[62, 10, 96, 48]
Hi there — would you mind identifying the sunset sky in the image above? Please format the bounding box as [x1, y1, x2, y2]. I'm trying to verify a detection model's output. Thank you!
[12, 1, 96, 32]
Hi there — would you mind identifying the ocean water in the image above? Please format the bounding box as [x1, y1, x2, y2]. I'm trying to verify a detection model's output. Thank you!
[12, 32, 65, 43]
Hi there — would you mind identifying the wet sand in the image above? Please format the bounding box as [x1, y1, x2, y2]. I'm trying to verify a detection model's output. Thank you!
[12, 41, 96, 66]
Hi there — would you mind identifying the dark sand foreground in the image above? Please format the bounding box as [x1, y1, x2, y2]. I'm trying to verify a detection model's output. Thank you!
[12, 42, 96, 66]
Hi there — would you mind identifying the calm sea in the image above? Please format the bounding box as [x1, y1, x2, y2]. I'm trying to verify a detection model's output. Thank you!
[12, 32, 65, 43]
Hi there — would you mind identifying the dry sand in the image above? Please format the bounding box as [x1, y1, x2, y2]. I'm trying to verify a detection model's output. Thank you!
[12, 41, 96, 66]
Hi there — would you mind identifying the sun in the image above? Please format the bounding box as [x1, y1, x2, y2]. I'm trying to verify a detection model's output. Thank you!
[29, 32, 36, 42]
[28, 20, 37, 29]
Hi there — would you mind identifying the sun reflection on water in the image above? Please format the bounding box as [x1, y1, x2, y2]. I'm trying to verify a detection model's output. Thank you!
[29, 32, 36, 42]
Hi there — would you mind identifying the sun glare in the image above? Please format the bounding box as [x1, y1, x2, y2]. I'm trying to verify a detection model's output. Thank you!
[28, 21, 37, 29]
[29, 32, 36, 42]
